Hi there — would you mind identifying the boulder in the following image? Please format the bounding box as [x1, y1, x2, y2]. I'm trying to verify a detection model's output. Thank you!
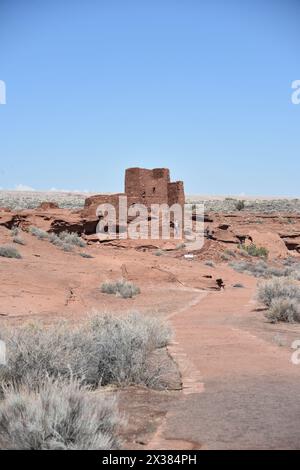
[247, 230, 288, 259]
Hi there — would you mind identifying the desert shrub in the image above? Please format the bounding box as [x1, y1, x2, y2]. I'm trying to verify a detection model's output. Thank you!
[238, 243, 268, 258]
[48, 233, 73, 252]
[0, 313, 172, 389]
[235, 200, 245, 211]
[204, 260, 215, 267]
[154, 250, 164, 256]
[230, 260, 268, 277]
[58, 231, 86, 248]
[224, 249, 236, 258]
[257, 278, 300, 307]
[0, 246, 21, 259]
[176, 243, 186, 249]
[10, 227, 19, 237]
[80, 252, 94, 258]
[230, 259, 300, 280]
[29, 226, 49, 240]
[239, 248, 251, 258]
[13, 236, 26, 246]
[0, 378, 120, 450]
[265, 298, 300, 323]
[101, 280, 141, 299]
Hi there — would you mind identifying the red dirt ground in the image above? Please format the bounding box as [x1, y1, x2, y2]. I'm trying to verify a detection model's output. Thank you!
[1, 210, 300, 449]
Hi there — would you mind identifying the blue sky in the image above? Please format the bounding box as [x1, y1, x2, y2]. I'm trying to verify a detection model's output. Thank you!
[0, 0, 299, 196]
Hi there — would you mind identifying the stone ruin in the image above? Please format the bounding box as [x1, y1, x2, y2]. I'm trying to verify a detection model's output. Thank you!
[125, 167, 185, 208]
[83, 167, 185, 219]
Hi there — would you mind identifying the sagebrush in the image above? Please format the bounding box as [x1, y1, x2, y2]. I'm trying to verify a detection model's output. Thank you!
[0, 246, 21, 259]
[101, 280, 141, 298]
[0, 313, 172, 389]
[0, 378, 120, 450]
[257, 278, 300, 323]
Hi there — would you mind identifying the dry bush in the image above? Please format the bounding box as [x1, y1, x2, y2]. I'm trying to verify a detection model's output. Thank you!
[101, 280, 141, 299]
[154, 250, 164, 256]
[230, 260, 300, 280]
[80, 252, 94, 258]
[0, 313, 172, 390]
[0, 246, 21, 259]
[0, 378, 120, 450]
[266, 298, 300, 323]
[48, 233, 73, 252]
[29, 226, 49, 240]
[13, 236, 26, 246]
[58, 231, 86, 248]
[10, 227, 19, 237]
[204, 260, 215, 267]
[257, 278, 300, 307]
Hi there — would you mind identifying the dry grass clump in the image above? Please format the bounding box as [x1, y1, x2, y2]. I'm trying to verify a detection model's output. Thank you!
[257, 278, 300, 307]
[266, 298, 300, 324]
[0, 313, 172, 389]
[29, 226, 49, 240]
[101, 280, 141, 299]
[230, 259, 300, 280]
[58, 231, 86, 248]
[12, 236, 26, 246]
[0, 245, 22, 259]
[10, 227, 19, 237]
[257, 278, 300, 323]
[79, 252, 94, 258]
[48, 233, 73, 252]
[29, 227, 85, 252]
[204, 260, 215, 267]
[0, 378, 120, 450]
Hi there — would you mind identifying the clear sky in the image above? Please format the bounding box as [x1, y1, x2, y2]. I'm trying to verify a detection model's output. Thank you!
[0, 0, 299, 196]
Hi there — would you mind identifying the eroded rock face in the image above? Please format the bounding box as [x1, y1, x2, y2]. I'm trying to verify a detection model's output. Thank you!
[210, 229, 239, 244]
[246, 230, 289, 259]
[282, 237, 300, 252]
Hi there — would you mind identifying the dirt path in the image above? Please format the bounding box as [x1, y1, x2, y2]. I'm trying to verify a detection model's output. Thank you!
[146, 278, 300, 450]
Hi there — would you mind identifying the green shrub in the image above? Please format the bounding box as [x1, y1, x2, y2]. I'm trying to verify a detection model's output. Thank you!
[238, 243, 268, 258]
[235, 200, 245, 211]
